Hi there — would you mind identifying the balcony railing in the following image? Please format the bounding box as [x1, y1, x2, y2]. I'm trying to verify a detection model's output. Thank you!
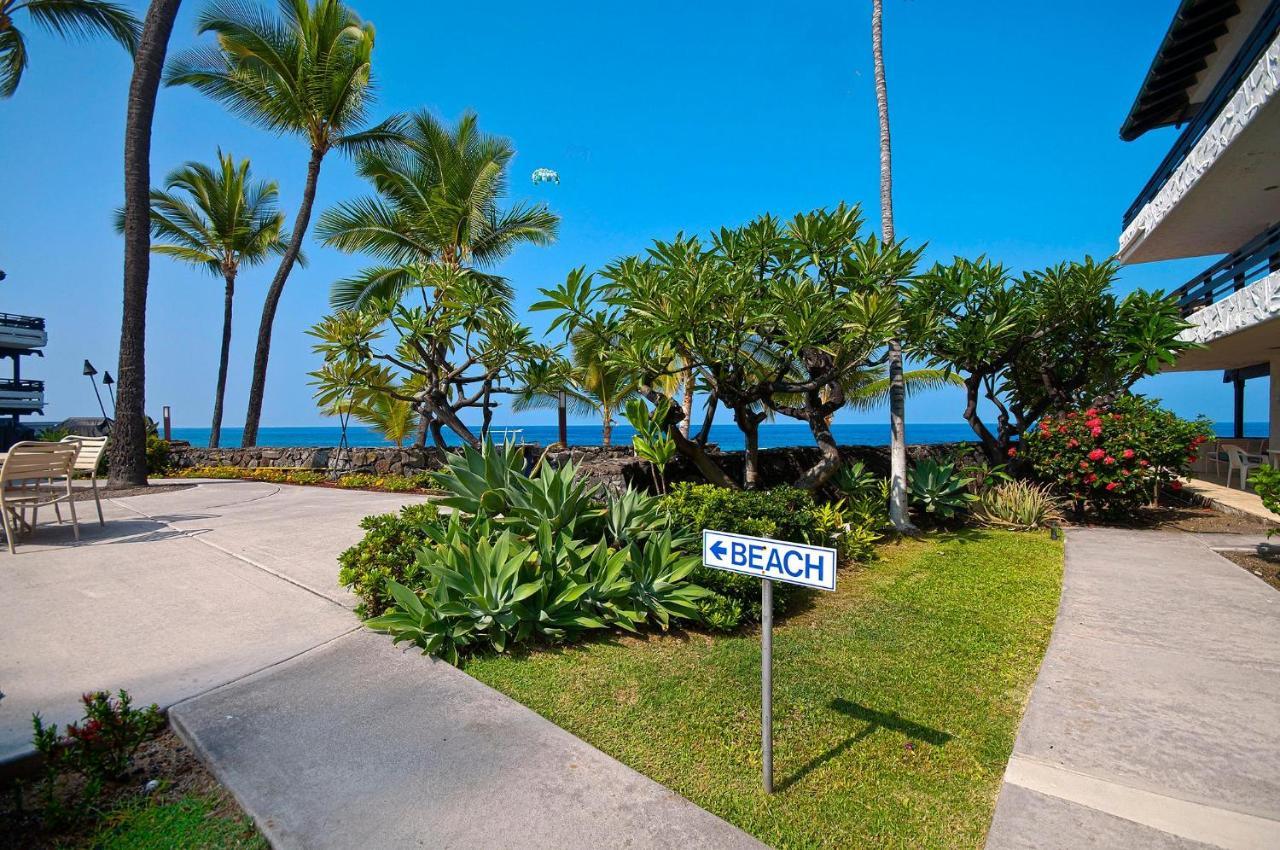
[1174, 223, 1280, 315]
[1123, 3, 1280, 228]
[0, 313, 46, 331]
[0, 378, 45, 412]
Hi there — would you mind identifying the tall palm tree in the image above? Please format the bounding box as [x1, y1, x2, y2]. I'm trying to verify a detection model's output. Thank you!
[166, 0, 402, 447]
[319, 109, 559, 309]
[134, 151, 290, 448]
[872, 0, 915, 531]
[0, 0, 139, 97]
[111, 0, 181, 488]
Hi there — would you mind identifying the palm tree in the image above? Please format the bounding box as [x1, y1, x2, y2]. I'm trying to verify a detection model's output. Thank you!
[872, 0, 915, 531]
[355, 392, 417, 446]
[320, 109, 559, 309]
[0, 0, 139, 97]
[513, 323, 638, 447]
[111, 0, 182, 488]
[133, 151, 290, 448]
[166, 0, 402, 447]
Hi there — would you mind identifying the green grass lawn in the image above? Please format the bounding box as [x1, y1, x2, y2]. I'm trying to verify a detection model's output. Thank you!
[79, 794, 265, 850]
[467, 530, 1063, 849]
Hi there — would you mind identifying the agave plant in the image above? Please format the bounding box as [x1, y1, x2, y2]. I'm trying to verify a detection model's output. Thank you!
[625, 531, 709, 629]
[430, 438, 527, 517]
[908, 458, 978, 520]
[604, 488, 671, 546]
[506, 462, 605, 537]
[973, 480, 1064, 530]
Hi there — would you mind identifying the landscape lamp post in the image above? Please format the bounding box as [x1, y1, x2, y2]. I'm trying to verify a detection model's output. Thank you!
[83, 360, 109, 422]
[102, 371, 116, 414]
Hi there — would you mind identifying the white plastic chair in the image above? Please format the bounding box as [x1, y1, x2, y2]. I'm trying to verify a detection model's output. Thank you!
[1222, 444, 1258, 490]
[62, 435, 109, 525]
[1, 441, 80, 554]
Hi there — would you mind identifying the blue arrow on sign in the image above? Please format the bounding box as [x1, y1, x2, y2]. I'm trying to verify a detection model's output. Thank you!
[709, 540, 728, 560]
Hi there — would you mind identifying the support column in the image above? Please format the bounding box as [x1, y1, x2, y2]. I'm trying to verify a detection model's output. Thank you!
[1234, 375, 1246, 439]
[1271, 356, 1280, 459]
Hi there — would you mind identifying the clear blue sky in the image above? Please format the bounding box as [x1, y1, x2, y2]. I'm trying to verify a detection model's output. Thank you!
[1, 0, 1266, 429]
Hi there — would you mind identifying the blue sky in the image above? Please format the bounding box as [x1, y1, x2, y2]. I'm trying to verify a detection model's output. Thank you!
[1, 0, 1267, 429]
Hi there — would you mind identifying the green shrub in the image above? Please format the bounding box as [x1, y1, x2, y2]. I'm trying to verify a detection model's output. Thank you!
[31, 690, 163, 824]
[337, 502, 439, 616]
[660, 483, 823, 622]
[908, 458, 977, 522]
[973, 480, 1064, 530]
[813, 500, 881, 564]
[1025, 395, 1213, 517]
[335, 472, 427, 492]
[1250, 466, 1280, 536]
[174, 466, 326, 486]
[36, 426, 72, 442]
[355, 440, 707, 664]
[697, 593, 744, 633]
[146, 435, 171, 476]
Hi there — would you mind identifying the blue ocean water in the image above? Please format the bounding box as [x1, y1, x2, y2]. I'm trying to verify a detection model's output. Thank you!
[169, 421, 1270, 450]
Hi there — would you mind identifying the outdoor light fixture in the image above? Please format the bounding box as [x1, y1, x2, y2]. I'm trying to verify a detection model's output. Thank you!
[83, 359, 108, 421]
[102, 371, 116, 413]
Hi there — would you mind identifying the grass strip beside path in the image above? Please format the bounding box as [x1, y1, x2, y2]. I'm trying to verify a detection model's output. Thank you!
[467, 530, 1062, 849]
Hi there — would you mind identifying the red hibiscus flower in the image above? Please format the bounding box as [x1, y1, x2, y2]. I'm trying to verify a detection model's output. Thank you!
[1088, 448, 1105, 461]
[1121, 448, 1135, 459]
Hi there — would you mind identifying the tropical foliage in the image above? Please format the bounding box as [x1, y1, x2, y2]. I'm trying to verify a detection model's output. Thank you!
[0, 0, 139, 97]
[1250, 466, 1280, 535]
[535, 205, 917, 490]
[1025, 395, 1213, 517]
[357, 440, 709, 664]
[131, 150, 290, 447]
[907, 457, 977, 521]
[973, 480, 1064, 530]
[310, 110, 560, 448]
[166, 0, 403, 447]
[905, 257, 1197, 463]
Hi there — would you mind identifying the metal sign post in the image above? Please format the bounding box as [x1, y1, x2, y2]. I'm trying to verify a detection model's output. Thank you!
[761, 577, 774, 793]
[702, 530, 837, 794]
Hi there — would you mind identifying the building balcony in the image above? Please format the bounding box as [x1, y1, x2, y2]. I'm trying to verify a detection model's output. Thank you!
[1168, 223, 1280, 371]
[0, 313, 47, 351]
[1119, 5, 1280, 264]
[0, 379, 45, 414]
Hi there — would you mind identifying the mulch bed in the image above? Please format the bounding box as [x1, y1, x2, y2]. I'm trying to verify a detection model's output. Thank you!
[1064, 495, 1274, 534]
[0, 730, 248, 849]
[1217, 549, 1280, 593]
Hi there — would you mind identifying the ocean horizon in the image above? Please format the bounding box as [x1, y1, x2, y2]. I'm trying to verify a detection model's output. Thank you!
[169, 421, 1271, 451]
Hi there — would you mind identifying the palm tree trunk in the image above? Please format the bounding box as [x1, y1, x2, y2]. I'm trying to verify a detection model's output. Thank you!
[873, 0, 916, 532]
[209, 271, 235, 448]
[241, 145, 324, 447]
[602, 411, 612, 447]
[109, 0, 182, 488]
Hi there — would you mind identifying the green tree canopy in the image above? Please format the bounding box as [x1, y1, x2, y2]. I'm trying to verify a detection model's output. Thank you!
[904, 256, 1197, 463]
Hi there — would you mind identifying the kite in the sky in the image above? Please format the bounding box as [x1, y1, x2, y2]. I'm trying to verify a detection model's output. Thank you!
[531, 167, 560, 185]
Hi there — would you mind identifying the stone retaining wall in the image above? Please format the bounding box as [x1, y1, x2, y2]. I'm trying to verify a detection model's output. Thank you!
[168, 440, 980, 492]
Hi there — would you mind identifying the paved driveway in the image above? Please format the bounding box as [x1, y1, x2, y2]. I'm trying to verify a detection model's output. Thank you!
[0, 480, 424, 763]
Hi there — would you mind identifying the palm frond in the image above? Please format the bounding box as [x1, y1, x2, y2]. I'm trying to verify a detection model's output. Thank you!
[25, 0, 140, 54]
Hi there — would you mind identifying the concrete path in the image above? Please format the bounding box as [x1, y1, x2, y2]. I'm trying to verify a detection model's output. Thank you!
[1, 479, 761, 848]
[986, 528, 1280, 850]
[0, 480, 425, 762]
[171, 629, 763, 849]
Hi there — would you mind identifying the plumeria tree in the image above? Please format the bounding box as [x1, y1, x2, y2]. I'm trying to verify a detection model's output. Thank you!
[536, 205, 918, 491]
[905, 256, 1197, 464]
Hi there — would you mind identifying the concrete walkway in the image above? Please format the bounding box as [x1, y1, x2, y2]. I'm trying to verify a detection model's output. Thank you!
[986, 528, 1280, 850]
[0, 480, 425, 762]
[0, 480, 760, 848]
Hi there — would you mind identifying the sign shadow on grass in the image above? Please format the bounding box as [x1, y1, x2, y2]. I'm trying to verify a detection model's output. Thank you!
[777, 698, 952, 792]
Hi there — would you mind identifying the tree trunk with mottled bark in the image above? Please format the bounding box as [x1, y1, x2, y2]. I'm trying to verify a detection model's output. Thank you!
[110, 0, 182, 487]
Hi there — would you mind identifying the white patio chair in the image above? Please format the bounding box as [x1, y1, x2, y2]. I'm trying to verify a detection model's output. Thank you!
[1222, 444, 1259, 490]
[1, 441, 80, 554]
[62, 435, 109, 525]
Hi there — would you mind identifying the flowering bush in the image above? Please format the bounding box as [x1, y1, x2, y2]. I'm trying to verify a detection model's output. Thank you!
[1250, 466, 1280, 536]
[1025, 395, 1212, 516]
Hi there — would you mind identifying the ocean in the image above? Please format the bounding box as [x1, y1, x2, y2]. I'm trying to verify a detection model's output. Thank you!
[169, 421, 1271, 450]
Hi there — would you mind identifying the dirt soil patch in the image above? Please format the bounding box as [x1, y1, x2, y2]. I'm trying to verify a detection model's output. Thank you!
[0, 729, 251, 849]
[1217, 549, 1280, 593]
[1068, 497, 1273, 534]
